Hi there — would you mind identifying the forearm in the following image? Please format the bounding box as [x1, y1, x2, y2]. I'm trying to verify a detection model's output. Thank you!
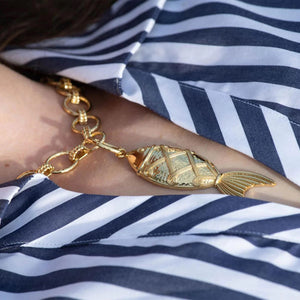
[1, 63, 300, 206]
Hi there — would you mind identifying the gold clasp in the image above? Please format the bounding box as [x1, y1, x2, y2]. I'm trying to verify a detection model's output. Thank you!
[88, 131, 127, 158]
[98, 141, 127, 158]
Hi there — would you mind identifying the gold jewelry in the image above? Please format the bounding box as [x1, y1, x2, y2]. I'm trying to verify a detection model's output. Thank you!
[17, 78, 276, 197]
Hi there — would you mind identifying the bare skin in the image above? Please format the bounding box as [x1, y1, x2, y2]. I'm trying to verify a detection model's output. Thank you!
[1, 63, 300, 207]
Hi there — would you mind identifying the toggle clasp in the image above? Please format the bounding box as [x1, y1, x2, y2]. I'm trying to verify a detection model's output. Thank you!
[88, 131, 127, 158]
[98, 142, 127, 158]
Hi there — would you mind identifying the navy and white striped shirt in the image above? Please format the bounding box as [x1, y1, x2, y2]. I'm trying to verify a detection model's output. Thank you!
[1, 1, 300, 298]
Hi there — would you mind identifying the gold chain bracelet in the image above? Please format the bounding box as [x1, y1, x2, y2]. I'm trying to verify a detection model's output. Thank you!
[17, 77, 276, 197]
[17, 78, 126, 178]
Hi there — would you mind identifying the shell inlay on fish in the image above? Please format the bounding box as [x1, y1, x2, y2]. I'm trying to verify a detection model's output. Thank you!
[126, 145, 275, 197]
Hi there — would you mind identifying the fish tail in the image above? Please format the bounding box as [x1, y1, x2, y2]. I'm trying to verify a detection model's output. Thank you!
[215, 171, 275, 197]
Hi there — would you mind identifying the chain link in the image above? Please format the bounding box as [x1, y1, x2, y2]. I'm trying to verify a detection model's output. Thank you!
[17, 77, 127, 179]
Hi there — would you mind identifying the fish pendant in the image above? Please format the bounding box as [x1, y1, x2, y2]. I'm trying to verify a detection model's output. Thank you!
[126, 145, 275, 197]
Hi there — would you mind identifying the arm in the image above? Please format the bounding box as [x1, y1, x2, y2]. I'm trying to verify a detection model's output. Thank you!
[1, 63, 300, 206]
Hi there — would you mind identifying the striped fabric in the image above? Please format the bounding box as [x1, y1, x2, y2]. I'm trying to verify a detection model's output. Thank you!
[1, 0, 300, 298]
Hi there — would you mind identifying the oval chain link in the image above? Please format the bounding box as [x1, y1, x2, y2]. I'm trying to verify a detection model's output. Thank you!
[17, 77, 127, 179]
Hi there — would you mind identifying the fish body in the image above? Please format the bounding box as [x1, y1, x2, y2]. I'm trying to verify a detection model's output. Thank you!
[127, 145, 219, 190]
[126, 145, 276, 197]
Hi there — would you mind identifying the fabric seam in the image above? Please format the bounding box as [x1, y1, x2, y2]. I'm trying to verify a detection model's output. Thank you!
[126, 66, 300, 128]
[179, 81, 300, 128]
[1, 228, 300, 250]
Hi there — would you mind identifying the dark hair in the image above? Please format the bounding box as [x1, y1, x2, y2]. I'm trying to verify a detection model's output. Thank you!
[0, 0, 116, 51]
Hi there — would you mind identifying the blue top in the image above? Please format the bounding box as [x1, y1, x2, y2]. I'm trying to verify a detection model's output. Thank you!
[0, 1, 300, 299]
